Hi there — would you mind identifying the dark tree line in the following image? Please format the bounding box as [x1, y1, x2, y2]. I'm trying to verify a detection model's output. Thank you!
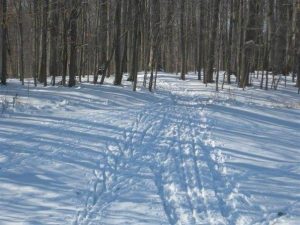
[0, 0, 299, 92]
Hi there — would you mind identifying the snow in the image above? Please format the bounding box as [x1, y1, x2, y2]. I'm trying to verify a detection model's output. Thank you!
[0, 72, 299, 225]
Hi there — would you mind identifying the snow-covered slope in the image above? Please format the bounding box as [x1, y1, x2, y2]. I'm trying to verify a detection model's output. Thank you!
[0, 73, 299, 225]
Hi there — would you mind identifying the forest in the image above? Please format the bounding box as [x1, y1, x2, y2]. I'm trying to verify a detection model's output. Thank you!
[0, 0, 299, 92]
[1, 1, 300, 224]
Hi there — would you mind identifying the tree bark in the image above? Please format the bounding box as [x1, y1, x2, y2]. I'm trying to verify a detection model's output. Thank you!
[180, 0, 186, 80]
[39, 0, 49, 86]
[132, 0, 141, 91]
[205, 0, 221, 83]
[273, 0, 288, 76]
[113, 0, 122, 85]
[17, 0, 25, 85]
[62, 13, 68, 86]
[148, 0, 160, 91]
[33, 0, 39, 87]
[240, 0, 257, 88]
[296, 1, 300, 89]
[226, 0, 234, 84]
[49, 0, 59, 86]
[1, 0, 7, 85]
[69, 2, 79, 87]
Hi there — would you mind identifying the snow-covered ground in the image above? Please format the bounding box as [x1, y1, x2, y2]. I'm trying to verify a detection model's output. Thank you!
[0, 73, 299, 225]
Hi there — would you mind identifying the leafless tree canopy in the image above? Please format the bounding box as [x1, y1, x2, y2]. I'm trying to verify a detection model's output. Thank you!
[0, 0, 299, 90]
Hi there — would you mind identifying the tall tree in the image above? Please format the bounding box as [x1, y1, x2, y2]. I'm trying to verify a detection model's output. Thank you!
[205, 0, 221, 83]
[131, 0, 141, 91]
[39, 0, 49, 86]
[197, 0, 205, 81]
[14, 0, 25, 85]
[49, 0, 59, 86]
[273, 0, 288, 76]
[226, 0, 234, 84]
[180, 0, 186, 80]
[69, 0, 80, 87]
[33, 0, 40, 87]
[62, 8, 68, 86]
[148, 0, 160, 91]
[240, 0, 258, 88]
[100, 0, 108, 76]
[113, 0, 122, 85]
[1, 0, 7, 85]
[296, 1, 300, 90]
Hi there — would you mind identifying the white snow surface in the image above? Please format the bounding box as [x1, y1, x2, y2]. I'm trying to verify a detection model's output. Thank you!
[0, 73, 300, 225]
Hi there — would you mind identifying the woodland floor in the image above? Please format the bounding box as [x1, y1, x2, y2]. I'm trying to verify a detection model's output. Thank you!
[0, 72, 300, 225]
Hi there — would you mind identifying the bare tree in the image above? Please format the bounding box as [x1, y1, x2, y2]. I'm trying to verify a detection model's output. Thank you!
[0, 0, 298, 93]
[205, 0, 221, 84]
[49, 0, 59, 86]
[148, 0, 160, 91]
[296, 1, 300, 91]
[1, 0, 7, 85]
[113, 0, 122, 85]
[180, 0, 186, 80]
[39, 0, 49, 86]
[68, 0, 80, 87]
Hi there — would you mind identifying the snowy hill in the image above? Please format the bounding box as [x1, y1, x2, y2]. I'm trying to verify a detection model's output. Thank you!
[0, 73, 300, 225]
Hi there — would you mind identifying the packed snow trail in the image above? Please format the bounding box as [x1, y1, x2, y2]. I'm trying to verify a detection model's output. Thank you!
[74, 81, 255, 225]
[1, 74, 300, 224]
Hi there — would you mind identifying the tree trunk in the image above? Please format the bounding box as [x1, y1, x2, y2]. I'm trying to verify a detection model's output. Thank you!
[39, 0, 49, 86]
[132, 0, 140, 91]
[226, 0, 234, 84]
[1, 0, 7, 85]
[121, 0, 129, 79]
[69, 2, 78, 87]
[205, 0, 221, 83]
[273, 0, 288, 76]
[33, 0, 39, 87]
[240, 0, 257, 88]
[49, 0, 59, 86]
[180, 0, 186, 80]
[17, 0, 25, 85]
[149, 0, 160, 91]
[62, 14, 68, 86]
[113, 0, 122, 85]
[296, 1, 300, 89]
[93, 1, 100, 84]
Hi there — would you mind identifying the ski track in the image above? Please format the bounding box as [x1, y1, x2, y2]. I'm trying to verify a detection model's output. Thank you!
[74, 84, 255, 225]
